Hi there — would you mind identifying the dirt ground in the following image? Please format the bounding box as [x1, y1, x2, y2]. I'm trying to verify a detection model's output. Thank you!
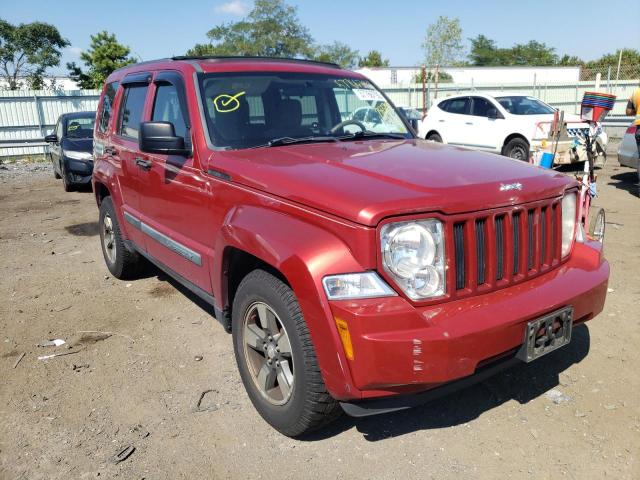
[1, 158, 638, 480]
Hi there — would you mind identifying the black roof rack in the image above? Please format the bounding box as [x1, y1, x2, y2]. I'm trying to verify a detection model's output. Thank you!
[171, 55, 341, 69]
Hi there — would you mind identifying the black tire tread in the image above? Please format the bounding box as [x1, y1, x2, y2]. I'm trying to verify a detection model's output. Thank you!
[99, 196, 143, 279]
[234, 269, 341, 437]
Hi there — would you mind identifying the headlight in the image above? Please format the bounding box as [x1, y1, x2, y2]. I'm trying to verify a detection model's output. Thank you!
[64, 150, 93, 161]
[381, 219, 445, 300]
[561, 192, 577, 257]
[322, 272, 396, 300]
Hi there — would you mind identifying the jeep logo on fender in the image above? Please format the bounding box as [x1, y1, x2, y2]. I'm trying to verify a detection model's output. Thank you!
[500, 182, 523, 191]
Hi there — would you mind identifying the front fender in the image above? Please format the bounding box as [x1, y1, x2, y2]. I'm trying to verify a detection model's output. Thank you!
[213, 205, 371, 400]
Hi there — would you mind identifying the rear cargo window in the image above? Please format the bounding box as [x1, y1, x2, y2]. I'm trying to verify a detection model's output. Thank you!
[97, 82, 119, 134]
[118, 85, 148, 140]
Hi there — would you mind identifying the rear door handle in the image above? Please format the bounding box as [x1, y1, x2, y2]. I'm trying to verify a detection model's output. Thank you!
[465, 122, 473, 125]
[105, 146, 118, 156]
[438, 119, 445, 122]
[135, 157, 152, 171]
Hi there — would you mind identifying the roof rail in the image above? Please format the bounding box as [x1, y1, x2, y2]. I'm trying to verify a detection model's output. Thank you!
[170, 55, 341, 69]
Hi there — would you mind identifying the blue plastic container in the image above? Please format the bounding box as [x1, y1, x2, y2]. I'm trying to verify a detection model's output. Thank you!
[540, 152, 554, 169]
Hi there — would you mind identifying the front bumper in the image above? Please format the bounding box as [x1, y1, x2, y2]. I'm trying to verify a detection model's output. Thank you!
[63, 158, 93, 184]
[329, 241, 608, 402]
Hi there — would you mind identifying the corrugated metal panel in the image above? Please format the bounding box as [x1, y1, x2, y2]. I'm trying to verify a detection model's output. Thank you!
[0, 89, 100, 157]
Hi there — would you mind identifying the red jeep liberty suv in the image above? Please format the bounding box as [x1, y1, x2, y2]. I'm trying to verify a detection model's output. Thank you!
[92, 56, 609, 437]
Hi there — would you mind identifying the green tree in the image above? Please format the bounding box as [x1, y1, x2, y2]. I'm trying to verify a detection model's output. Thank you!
[508, 40, 557, 66]
[468, 34, 499, 66]
[468, 35, 559, 66]
[313, 42, 359, 69]
[421, 16, 464, 67]
[188, 0, 313, 58]
[0, 19, 69, 90]
[67, 31, 135, 89]
[557, 54, 583, 66]
[358, 50, 389, 68]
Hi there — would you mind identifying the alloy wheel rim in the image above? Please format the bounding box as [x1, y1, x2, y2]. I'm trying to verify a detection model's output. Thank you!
[511, 146, 527, 160]
[242, 301, 294, 406]
[102, 214, 116, 264]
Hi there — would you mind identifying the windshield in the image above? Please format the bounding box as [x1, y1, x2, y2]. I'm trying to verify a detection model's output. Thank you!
[496, 96, 555, 115]
[65, 116, 95, 138]
[198, 72, 411, 150]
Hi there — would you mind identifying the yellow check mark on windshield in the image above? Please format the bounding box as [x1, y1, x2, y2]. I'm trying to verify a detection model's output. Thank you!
[213, 91, 246, 113]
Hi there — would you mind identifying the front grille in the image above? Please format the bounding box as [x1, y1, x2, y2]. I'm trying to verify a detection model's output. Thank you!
[450, 198, 562, 297]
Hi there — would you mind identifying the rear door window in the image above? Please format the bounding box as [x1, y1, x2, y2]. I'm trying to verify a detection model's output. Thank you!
[443, 97, 470, 115]
[152, 84, 187, 138]
[97, 82, 119, 133]
[118, 85, 148, 140]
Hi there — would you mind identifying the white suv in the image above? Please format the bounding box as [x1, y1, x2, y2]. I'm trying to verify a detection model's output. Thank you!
[418, 93, 600, 161]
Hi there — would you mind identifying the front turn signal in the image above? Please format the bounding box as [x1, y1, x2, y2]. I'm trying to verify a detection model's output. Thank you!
[334, 317, 354, 361]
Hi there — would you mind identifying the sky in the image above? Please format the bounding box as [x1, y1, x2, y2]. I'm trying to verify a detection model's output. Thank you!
[3, 0, 639, 75]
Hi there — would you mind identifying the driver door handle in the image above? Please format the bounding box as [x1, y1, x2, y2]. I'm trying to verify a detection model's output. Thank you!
[135, 157, 152, 171]
[465, 122, 473, 125]
[104, 146, 118, 156]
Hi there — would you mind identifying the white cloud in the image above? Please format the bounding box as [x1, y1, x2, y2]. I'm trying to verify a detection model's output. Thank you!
[215, 1, 249, 16]
[67, 46, 83, 57]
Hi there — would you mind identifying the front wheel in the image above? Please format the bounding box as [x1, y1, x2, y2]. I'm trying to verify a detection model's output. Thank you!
[426, 132, 442, 142]
[503, 137, 530, 161]
[232, 270, 340, 437]
[61, 164, 74, 192]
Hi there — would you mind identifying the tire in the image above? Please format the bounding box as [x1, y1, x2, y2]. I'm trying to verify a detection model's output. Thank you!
[503, 137, 530, 161]
[232, 269, 341, 437]
[61, 164, 74, 192]
[99, 196, 143, 279]
[426, 132, 442, 142]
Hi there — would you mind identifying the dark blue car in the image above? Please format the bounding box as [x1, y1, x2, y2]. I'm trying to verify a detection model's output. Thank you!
[45, 111, 96, 191]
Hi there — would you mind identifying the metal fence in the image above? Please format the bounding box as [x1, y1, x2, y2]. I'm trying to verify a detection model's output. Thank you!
[0, 76, 638, 158]
[0, 89, 100, 158]
[379, 79, 638, 117]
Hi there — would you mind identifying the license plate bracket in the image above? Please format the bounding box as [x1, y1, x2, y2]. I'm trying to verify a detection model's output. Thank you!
[517, 306, 573, 363]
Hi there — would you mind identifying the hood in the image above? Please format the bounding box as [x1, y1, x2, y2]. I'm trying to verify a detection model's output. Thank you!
[62, 137, 93, 153]
[211, 140, 576, 226]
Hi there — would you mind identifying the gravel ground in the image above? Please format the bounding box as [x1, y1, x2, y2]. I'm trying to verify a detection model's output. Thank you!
[0, 157, 638, 479]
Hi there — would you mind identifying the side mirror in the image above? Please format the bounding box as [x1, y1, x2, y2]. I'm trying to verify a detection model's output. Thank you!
[139, 121, 189, 156]
[44, 134, 58, 143]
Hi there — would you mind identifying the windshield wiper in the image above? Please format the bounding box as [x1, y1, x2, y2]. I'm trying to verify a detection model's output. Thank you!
[248, 136, 338, 149]
[337, 131, 407, 141]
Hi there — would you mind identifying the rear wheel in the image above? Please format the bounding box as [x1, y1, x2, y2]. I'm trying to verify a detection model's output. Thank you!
[99, 196, 144, 279]
[426, 132, 442, 142]
[503, 137, 530, 161]
[232, 269, 340, 437]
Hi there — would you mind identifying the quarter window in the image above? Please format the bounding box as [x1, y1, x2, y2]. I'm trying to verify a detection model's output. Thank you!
[97, 82, 119, 133]
[118, 85, 148, 139]
[152, 84, 187, 138]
